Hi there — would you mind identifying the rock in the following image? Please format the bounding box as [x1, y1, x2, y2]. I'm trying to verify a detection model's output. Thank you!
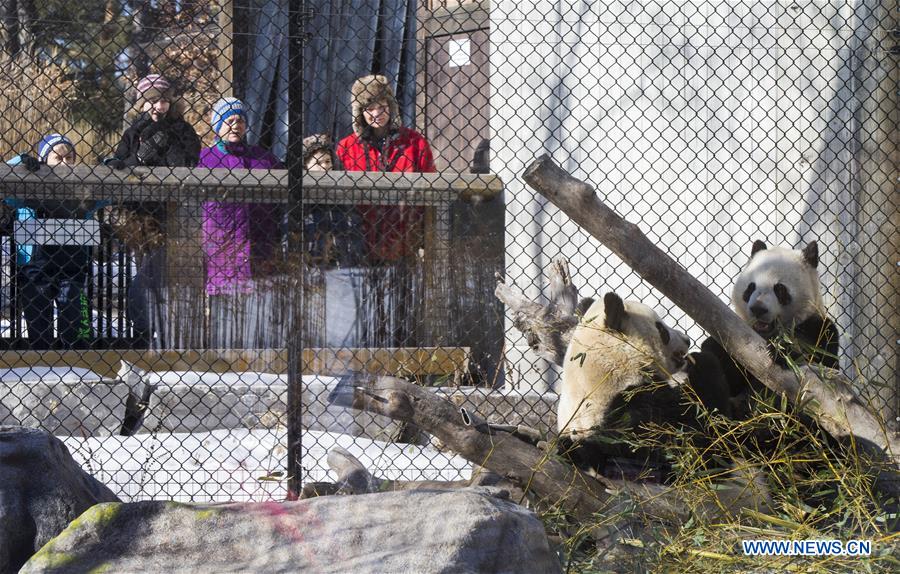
[0, 368, 130, 437]
[0, 426, 120, 574]
[23, 488, 562, 574]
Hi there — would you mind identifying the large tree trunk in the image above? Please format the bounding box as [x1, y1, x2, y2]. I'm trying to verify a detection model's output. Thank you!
[328, 375, 773, 527]
[521, 154, 899, 461]
[328, 375, 613, 524]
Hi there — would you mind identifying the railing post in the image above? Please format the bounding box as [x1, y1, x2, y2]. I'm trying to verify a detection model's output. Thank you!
[285, 0, 306, 500]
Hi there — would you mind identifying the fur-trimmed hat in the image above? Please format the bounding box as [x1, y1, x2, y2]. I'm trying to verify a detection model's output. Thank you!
[302, 134, 333, 165]
[350, 75, 401, 136]
[36, 134, 74, 162]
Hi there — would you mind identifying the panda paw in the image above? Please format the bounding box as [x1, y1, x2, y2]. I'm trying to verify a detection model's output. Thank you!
[684, 351, 733, 418]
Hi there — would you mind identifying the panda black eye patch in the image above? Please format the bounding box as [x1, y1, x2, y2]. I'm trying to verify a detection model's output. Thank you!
[742, 283, 755, 302]
[774, 283, 791, 306]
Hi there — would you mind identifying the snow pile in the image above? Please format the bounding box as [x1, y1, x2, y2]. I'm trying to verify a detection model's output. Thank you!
[0, 366, 105, 384]
[60, 428, 472, 502]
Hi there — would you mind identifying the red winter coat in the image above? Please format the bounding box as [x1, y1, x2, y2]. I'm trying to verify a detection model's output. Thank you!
[336, 127, 436, 261]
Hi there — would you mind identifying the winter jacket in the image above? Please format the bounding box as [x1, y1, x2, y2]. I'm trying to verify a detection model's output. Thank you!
[108, 112, 202, 245]
[4, 154, 106, 271]
[199, 141, 283, 295]
[112, 112, 201, 168]
[336, 127, 436, 261]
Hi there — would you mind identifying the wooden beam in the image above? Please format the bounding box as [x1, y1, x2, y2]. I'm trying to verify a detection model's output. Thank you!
[0, 347, 470, 379]
[301, 347, 469, 377]
[0, 349, 289, 380]
[217, 0, 234, 97]
[0, 165, 502, 205]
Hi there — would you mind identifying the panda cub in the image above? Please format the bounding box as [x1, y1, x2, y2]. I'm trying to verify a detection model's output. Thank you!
[694, 239, 840, 413]
[558, 292, 729, 479]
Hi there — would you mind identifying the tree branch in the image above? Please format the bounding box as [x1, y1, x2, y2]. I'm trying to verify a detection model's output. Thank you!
[521, 154, 899, 460]
[328, 376, 776, 527]
[329, 375, 612, 522]
[494, 259, 588, 365]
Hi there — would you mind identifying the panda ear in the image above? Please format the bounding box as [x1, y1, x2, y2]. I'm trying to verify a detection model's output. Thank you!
[655, 321, 671, 345]
[603, 293, 626, 333]
[802, 241, 818, 268]
[751, 240, 767, 257]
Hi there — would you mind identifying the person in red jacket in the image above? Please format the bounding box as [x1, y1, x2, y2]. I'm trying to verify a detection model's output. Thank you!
[334, 75, 436, 347]
[336, 75, 435, 262]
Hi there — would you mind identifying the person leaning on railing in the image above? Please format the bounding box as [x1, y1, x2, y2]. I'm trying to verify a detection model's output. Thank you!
[199, 97, 283, 347]
[335, 75, 436, 263]
[104, 74, 202, 347]
[302, 133, 364, 267]
[3, 135, 107, 348]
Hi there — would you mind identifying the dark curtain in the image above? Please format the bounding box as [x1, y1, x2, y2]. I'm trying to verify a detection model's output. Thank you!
[243, 0, 289, 160]
[302, 0, 417, 142]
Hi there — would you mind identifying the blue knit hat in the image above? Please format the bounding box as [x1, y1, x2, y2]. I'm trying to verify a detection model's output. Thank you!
[211, 97, 246, 135]
[36, 134, 74, 162]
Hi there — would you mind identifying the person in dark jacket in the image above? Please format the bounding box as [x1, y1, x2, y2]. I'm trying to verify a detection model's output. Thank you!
[108, 74, 201, 169]
[302, 133, 364, 267]
[5, 135, 105, 348]
[107, 74, 201, 347]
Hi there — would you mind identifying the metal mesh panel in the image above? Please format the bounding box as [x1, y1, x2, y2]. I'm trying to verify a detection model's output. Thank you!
[0, 0, 896, 502]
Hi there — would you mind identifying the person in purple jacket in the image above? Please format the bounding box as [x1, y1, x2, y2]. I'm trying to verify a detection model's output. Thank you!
[200, 97, 283, 346]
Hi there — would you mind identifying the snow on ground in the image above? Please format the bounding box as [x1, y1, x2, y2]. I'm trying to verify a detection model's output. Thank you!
[0, 365, 104, 383]
[60, 428, 472, 503]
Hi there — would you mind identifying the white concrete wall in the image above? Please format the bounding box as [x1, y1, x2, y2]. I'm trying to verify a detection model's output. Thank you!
[491, 0, 892, 400]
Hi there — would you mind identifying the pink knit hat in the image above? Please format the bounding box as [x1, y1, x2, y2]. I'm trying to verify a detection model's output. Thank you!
[137, 74, 171, 95]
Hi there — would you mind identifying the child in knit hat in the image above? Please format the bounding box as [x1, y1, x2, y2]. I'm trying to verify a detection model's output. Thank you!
[302, 134, 364, 267]
[4, 134, 103, 348]
[199, 97, 282, 347]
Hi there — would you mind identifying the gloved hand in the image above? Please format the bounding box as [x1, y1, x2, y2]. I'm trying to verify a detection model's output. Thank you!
[19, 154, 42, 172]
[103, 157, 127, 170]
[136, 129, 170, 165]
[0, 201, 15, 234]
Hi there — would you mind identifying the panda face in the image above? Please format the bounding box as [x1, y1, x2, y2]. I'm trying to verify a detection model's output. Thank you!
[731, 240, 822, 337]
[599, 293, 686, 376]
[656, 320, 691, 371]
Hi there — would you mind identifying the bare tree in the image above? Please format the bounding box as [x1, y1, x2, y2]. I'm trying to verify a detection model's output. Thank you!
[0, 0, 37, 56]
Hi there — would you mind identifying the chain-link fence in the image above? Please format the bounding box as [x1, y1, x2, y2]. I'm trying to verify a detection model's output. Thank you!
[0, 0, 896, 502]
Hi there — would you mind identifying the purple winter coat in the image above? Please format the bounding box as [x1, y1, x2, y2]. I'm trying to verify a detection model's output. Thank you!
[199, 141, 283, 295]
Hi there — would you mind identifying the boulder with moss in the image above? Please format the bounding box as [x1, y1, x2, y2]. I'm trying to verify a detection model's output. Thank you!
[22, 488, 561, 574]
[0, 426, 120, 573]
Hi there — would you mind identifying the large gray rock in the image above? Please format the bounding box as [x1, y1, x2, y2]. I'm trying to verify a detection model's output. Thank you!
[0, 426, 120, 574]
[0, 368, 130, 436]
[23, 489, 562, 574]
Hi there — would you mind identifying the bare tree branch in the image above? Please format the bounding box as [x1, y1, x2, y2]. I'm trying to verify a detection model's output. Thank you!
[494, 258, 587, 365]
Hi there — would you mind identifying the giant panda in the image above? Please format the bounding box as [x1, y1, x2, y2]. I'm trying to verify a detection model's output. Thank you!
[557, 292, 730, 480]
[686, 240, 900, 525]
[692, 239, 840, 416]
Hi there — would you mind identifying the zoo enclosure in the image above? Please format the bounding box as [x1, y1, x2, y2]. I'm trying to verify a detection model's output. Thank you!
[0, 0, 897, 501]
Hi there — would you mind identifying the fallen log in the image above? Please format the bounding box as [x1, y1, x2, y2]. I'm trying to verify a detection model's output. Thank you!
[328, 375, 613, 523]
[327, 376, 777, 528]
[310, 447, 524, 499]
[521, 154, 899, 461]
